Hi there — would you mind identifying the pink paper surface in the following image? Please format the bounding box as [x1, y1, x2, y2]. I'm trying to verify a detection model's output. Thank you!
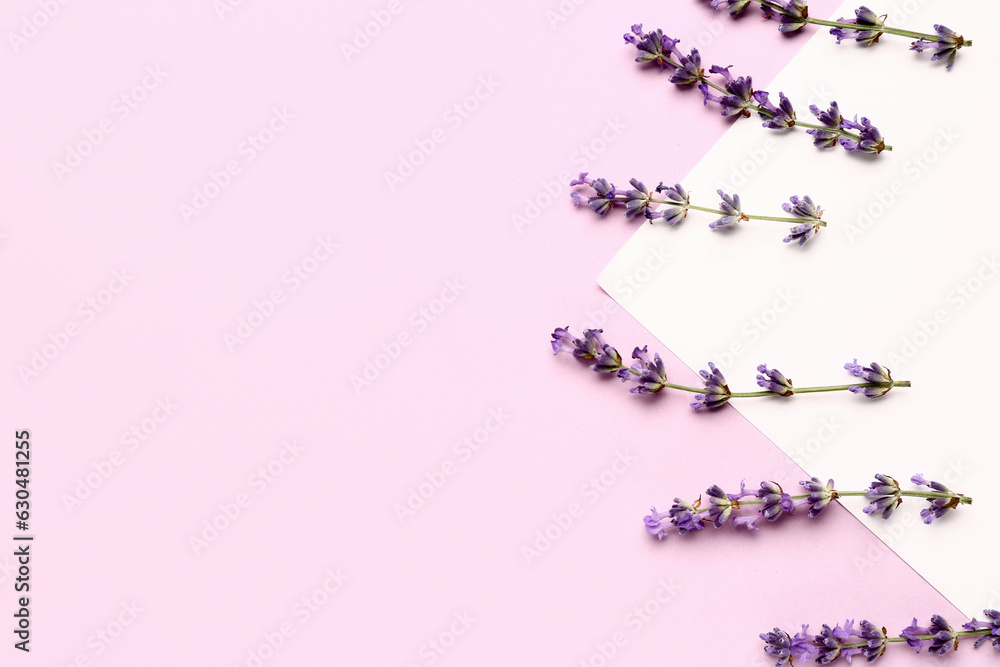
[1, 1, 991, 665]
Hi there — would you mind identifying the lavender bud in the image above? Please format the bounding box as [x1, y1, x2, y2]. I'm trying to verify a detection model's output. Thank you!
[669, 498, 705, 534]
[690, 362, 731, 410]
[623, 178, 652, 218]
[845, 359, 894, 397]
[624, 346, 669, 394]
[962, 609, 1000, 649]
[754, 90, 796, 129]
[669, 48, 703, 85]
[911, 24, 965, 69]
[830, 6, 884, 47]
[863, 473, 901, 519]
[757, 364, 794, 396]
[705, 485, 734, 527]
[799, 478, 836, 518]
[709, 189, 746, 230]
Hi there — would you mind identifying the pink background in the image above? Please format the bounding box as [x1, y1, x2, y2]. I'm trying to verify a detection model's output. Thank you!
[1, 1, 991, 665]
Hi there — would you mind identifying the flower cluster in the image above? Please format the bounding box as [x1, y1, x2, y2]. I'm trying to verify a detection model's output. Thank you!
[806, 102, 885, 153]
[552, 327, 911, 408]
[643, 474, 970, 540]
[762, 610, 999, 665]
[624, 24, 890, 152]
[709, 2, 972, 69]
[569, 173, 828, 245]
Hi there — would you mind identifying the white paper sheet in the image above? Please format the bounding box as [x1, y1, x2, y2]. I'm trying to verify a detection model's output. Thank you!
[598, 2, 999, 618]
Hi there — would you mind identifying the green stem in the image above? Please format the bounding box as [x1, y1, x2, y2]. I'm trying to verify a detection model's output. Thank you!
[840, 630, 988, 649]
[624, 364, 913, 397]
[752, 0, 971, 45]
[613, 198, 827, 226]
[687, 487, 971, 515]
[644, 46, 895, 152]
[729, 381, 910, 398]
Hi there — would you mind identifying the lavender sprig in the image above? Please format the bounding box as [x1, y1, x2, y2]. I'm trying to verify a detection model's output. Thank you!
[624, 25, 891, 152]
[552, 328, 911, 408]
[644, 474, 970, 540]
[569, 174, 828, 246]
[712, 2, 972, 69]
[762, 610, 998, 665]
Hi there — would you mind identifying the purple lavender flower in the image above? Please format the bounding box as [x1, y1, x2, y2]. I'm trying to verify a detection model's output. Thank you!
[830, 6, 885, 47]
[669, 48, 704, 85]
[587, 178, 618, 216]
[757, 364, 794, 396]
[592, 344, 624, 374]
[570, 192, 584, 207]
[646, 182, 690, 226]
[710, 0, 752, 16]
[910, 473, 960, 524]
[783, 195, 822, 220]
[963, 609, 1000, 649]
[552, 328, 624, 374]
[734, 481, 794, 529]
[911, 25, 965, 69]
[901, 618, 930, 652]
[623, 178, 652, 218]
[783, 222, 821, 246]
[839, 116, 886, 154]
[754, 91, 796, 129]
[569, 172, 591, 187]
[800, 477, 837, 518]
[700, 65, 755, 118]
[927, 615, 958, 655]
[709, 189, 746, 230]
[863, 473, 901, 519]
[644, 507, 670, 540]
[691, 362, 731, 410]
[790, 626, 819, 662]
[781, 196, 824, 246]
[551, 327, 601, 358]
[813, 622, 861, 665]
[626, 25, 680, 68]
[622, 346, 669, 394]
[845, 359, 894, 397]
[761, 0, 809, 33]
[760, 628, 792, 665]
[705, 485, 734, 527]
[669, 498, 705, 534]
[857, 620, 888, 661]
[806, 102, 843, 148]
